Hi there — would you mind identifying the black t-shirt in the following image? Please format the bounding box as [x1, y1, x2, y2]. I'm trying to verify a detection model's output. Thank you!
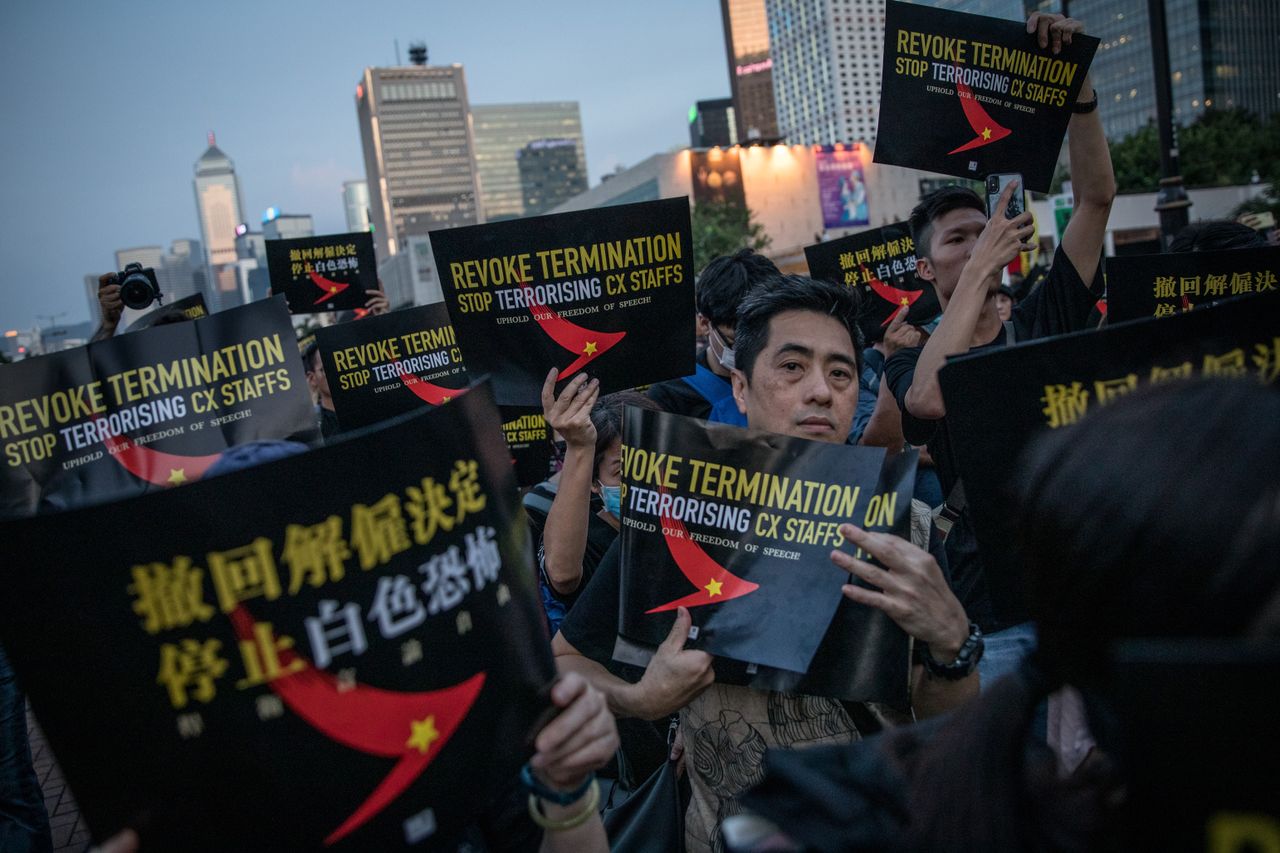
[645, 351, 715, 418]
[318, 404, 342, 441]
[884, 245, 1101, 631]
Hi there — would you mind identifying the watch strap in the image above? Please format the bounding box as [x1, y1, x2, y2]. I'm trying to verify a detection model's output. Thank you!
[519, 763, 596, 806]
[922, 621, 984, 680]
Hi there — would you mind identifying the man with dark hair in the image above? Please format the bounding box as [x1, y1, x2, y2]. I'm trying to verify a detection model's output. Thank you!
[1168, 219, 1267, 253]
[554, 275, 976, 852]
[301, 341, 341, 441]
[646, 249, 779, 423]
[885, 12, 1116, 682]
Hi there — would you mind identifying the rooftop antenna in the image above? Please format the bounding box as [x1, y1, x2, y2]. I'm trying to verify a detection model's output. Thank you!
[207, 130, 216, 146]
[395, 39, 401, 66]
[408, 42, 428, 65]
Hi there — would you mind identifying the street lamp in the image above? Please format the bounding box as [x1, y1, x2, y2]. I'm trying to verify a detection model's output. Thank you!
[1148, 0, 1192, 248]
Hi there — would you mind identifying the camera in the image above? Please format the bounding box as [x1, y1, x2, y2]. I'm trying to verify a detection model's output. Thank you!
[114, 263, 162, 310]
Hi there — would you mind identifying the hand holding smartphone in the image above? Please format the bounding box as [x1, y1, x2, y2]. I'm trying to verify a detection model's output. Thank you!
[986, 173, 1024, 220]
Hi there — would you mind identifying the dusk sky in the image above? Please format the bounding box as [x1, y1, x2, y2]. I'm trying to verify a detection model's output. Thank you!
[1, 0, 728, 330]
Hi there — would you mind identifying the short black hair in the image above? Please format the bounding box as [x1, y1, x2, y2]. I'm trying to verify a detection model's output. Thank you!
[1168, 220, 1266, 253]
[909, 186, 987, 260]
[301, 341, 321, 374]
[590, 390, 659, 478]
[696, 249, 780, 329]
[734, 274, 863, 382]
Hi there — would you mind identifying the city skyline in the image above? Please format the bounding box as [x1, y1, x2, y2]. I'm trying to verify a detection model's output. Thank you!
[1, 0, 728, 331]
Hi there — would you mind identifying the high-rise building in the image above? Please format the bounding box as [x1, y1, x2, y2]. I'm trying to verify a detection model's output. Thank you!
[343, 180, 371, 232]
[517, 139, 589, 216]
[767, 0, 886, 146]
[156, 238, 207, 304]
[356, 62, 482, 260]
[924, 0, 1024, 20]
[1069, 0, 1280, 140]
[472, 102, 587, 221]
[83, 274, 102, 325]
[193, 133, 247, 312]
[114, 246, 164, 271]
[262, 212, 314, 241]
[689, 99, 738, 148]
[721, 0, 781, 141]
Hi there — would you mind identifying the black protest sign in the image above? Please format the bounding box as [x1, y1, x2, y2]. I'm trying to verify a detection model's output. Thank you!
[317, 304, 468, 431]
[618, 409, 912, 698]
[938, 290, 1280, 618]
[431, 198, 695, 406]
[1105, 246, 1280, 323]
[0, 382, 555, 851]
[500, 406, 555, 488]
[0, 297, 318, 518]
[805, 222, 941, 344]
[874, 1, 1098, 192]
[266, 231, 375, 314]
[127, 293, 209, 332]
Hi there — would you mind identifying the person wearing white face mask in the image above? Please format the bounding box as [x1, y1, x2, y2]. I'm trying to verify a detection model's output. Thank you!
[646, 249, 780, 425]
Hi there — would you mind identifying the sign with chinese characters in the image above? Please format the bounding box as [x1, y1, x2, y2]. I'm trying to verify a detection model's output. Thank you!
[0, 297, 317, 518]
[805, 220, 941, 345]
[0, 381, 555, 850]
[874, 1, 1099, 192]
[127, 293, 209, 332]
[431, 198, 695, 406]
[266, 231, 376, 314]
[317, 304, 469, 431]
[1105, 246, 1280, 323]
[938, 289, 1280, 618]
[618, 408, 914, 702]
[815, 148, 870, 229]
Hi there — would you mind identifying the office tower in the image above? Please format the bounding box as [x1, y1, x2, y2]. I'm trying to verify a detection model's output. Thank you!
[926, 0, 1024, 19]
[262, 211, 314, 241]
[689, 99, 738, 148]
[84, 274, 102, 325]
[517, 139, 589, 216]
[193, 132, 247, 311]
[721, 0, 781, 141]
[767, 0, 887, 145]
[156, 238, 207, 304]
[114, 246, 164, 271]
[1070, 0, 1280, 140]
[471, 102, 588, 221]
[343, 180, 371, 232]
[355, 60, 482, 260]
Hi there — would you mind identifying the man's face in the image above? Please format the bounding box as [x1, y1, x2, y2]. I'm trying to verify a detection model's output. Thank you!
[731, 310, 859, 444]
[306, 355, 331, 400]
[916, 206, 989, 302]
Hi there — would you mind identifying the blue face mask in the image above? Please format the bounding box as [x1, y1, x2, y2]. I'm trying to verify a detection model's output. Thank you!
[599, 484, 622, 516]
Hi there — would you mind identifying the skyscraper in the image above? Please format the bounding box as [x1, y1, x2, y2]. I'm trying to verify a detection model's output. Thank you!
[1070, 0, 1280, 140]
[262, 212, 314, 241]
[689, 99, 738, 148]
[156, 239, 207, 304]
[114, 246, 165, 272]
[517, 139, 589, 216]
[355, 61, 482, 260]
[343, 180, 371, 233]
[721, 0, 780, 141]
[471, 102, 587, 221]
[767, 0, 886, 145]
[193, 133, 247, 312]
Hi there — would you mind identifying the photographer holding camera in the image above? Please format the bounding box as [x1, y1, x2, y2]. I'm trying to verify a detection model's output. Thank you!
[90, 263, 163, 341]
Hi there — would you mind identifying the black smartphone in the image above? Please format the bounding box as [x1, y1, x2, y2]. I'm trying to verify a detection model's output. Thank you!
[986, 173, 1024, 220]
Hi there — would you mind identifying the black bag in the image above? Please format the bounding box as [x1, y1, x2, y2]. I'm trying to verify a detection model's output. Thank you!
[601, 753, 688, 853]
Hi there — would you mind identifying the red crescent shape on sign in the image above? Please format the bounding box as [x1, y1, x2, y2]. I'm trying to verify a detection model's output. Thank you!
[519, 281, 626, 378]
[309, 271, 352, 305]
[645, 488, 760, 613]
[228, 606, 486, 846]
[1097, 299, 1108, 317]
[100, 428, 220, 486]
[863, 267, 923, 326]
[947, 73, 1013, 155]
[399, 370, 467, 406]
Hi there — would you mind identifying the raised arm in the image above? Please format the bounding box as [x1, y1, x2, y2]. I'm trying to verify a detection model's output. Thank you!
[540, 369, 600, 595]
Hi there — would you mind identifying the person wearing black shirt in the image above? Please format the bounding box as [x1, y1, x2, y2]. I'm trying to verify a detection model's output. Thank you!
[646, 249, 779, 424]
[884, 16, 1114, 686]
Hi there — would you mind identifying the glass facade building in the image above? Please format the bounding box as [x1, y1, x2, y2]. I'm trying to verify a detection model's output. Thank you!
[721, 0, 781, 140]
[471, 102, 586, 221]
[193, 134, 247, 312]
[517, 139, 589, 216]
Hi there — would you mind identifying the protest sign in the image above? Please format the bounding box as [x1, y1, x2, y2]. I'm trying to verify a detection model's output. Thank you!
[432, 198, 695, 406]
[0, 382, 555, 850]
[266, 231, 375, 314]
[690, 149, 746, 208]
[618, 408, 913, 699]
[0, 297, 317, 518]
[805, 221, 941, 343]
[127, 293, 208, 332]
[939, 289, 1280, 617]
[1105, 245, 1280, 323]
[815, 148, 870, 229]
[317, 304, 468, 431]
[874, 1, 1098, 192]
[499, 406, 555, 488]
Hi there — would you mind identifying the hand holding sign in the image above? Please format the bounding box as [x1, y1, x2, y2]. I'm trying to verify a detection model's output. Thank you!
[529, 672, 620, 791]
[541, 368, 599, 451]
[630, 607, 714, 721]
[879, 306, 927, 356]
[1027, 11, 1084, 55]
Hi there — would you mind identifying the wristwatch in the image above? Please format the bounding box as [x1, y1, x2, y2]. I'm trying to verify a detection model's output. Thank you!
[1072, 90, 1099, 114]
[519, 763, 595, 806]
[922, 621, 984, 680]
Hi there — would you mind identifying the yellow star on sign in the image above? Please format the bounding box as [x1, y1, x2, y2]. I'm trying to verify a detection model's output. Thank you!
[442, 396, 452, 403]
[981, 127, 992, 141]
[900, 297, 910, 306]
[704, 578, 723, 597]
[406, 715, 440, 754]
[167, 468, 187, 485]
[583, 341, 598, 355]
[330, 286, 338, 294]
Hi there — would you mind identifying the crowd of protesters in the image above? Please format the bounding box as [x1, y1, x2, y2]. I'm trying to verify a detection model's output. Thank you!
[3, 9, 1278, 853]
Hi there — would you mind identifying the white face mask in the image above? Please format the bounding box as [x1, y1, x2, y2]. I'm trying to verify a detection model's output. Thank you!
[709, 327, 736, 371]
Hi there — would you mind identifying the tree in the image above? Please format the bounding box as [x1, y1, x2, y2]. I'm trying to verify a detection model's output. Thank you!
[691, 202, 771, 273]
